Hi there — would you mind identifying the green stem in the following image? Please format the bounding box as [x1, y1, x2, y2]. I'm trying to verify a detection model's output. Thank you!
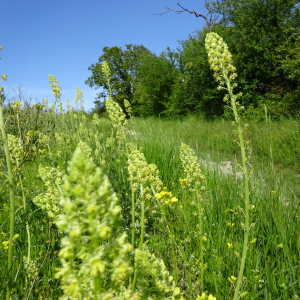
[138, 199, 145, 251]
[196, 190, 204, 288]
[132, 198, 145, 292]
[0, 94, 16, 300]
[225, 77, 250, 300]
[16, 113, 22, 140]
[131, 189, 135, 248]
[19, 175, 30, 266]
[171, 233, 178, 285]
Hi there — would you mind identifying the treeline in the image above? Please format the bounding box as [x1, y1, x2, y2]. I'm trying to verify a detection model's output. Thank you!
[86, 0, 300, 119]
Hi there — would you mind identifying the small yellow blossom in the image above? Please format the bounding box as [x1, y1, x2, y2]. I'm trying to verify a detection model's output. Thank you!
[196, 292, 216, 300]
[155, 190, 178, 206]
[11, 101, 22, 110]
[226, 222, 235, 227]
[1, 241, 9, 249]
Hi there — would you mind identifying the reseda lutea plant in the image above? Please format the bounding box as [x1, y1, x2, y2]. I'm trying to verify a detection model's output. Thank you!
[55, 146, 137, 300]
[180, 143, 206, 288]
[205, 32, 251, 300]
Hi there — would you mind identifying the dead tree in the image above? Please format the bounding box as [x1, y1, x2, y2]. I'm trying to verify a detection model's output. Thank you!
[154, 1, 219, 31]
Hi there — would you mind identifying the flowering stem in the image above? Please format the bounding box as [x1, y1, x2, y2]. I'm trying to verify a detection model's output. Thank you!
[225, 76, 250, 300]
[0, 93, 16, 300]
[196, 190, 204, 288]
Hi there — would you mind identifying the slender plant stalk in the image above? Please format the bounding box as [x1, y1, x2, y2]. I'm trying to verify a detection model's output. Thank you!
[226, 77, 250, 300]
[131, 188, 135, 248]
[170, 232, 178, 285]
[205, 32, 250, 299]
[138, 199, 145, 251]
[19, 175, 31, 266]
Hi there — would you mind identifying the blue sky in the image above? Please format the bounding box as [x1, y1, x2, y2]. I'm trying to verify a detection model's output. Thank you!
[1, 0, 207, 111]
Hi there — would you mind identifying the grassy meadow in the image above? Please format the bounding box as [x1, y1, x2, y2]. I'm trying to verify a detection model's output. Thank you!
[0, 93, 300, 299]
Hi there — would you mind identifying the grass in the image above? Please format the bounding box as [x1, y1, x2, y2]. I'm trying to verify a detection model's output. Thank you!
[130, 115, 300, 299]
[0, 90, 300, 299]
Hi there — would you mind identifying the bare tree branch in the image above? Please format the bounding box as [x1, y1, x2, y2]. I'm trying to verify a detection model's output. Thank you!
[154, 1, 219, 31]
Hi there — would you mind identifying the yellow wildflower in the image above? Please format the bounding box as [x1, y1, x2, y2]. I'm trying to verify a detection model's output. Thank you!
[1, 241, 9, 250]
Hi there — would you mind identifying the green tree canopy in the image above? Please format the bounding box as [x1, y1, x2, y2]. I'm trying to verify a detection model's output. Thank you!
[85, 44, 150, 111]
[131, 49, 183, 117]
[206, 0, 300, 118]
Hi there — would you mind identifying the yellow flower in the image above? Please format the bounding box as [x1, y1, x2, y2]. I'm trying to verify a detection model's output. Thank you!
[277, 243, 283, 248]
[196, 292, 216, 300]
[155, 190, 178, 206]
[12, 101, 22, 110]
[231, 275, 237, 281]
[1, 241, 9, 249]
[196, 292, 206, 300]
[202, 236, 207, 242]
[226, 222, 235, 227]
[227, 243, 233, 249]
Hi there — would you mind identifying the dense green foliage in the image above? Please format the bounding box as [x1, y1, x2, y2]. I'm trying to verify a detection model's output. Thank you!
[85, 44, 150, 113]
[87, 0, 300, 119]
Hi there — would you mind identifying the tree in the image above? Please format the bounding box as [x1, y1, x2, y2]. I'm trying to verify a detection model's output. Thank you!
[131, 50, 180, 117]
[157, 0, 300, 119]
[217, 0, 300, 118]
[85, 44, 150, 111]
